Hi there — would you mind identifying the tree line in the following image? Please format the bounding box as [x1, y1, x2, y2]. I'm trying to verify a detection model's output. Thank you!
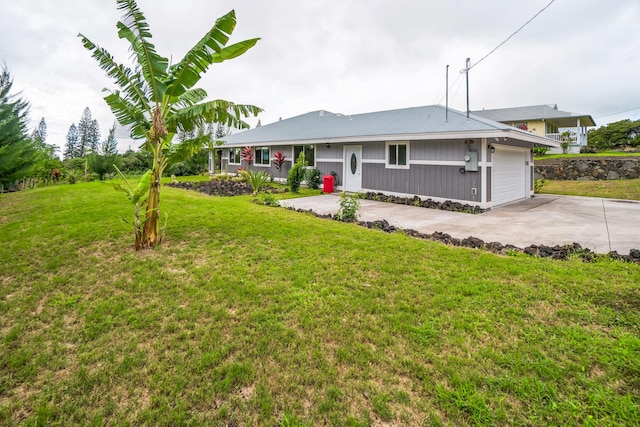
[587, 119, 640, 150]
[0, 63, 219, 193]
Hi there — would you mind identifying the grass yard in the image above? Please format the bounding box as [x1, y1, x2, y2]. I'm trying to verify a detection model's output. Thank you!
[1, 181, 639, 426]
[539, 179, 640, 200]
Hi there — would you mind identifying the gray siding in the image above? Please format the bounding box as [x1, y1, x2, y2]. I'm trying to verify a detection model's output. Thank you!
[410, 139, 471, 161]
[362, 142, 385, 160]
[317, 144, 343, 159]
[362, 163, 482, 202]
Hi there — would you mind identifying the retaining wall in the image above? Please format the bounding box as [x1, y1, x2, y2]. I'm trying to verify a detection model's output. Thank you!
[534, 158, 640, 180]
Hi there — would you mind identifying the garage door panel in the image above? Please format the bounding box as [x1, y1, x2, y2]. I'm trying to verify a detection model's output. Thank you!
[492, 148, 526, 206]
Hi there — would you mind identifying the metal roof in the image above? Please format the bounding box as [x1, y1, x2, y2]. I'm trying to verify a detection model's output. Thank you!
[472, 104, 596, 127]
[222, 105, 559, 147]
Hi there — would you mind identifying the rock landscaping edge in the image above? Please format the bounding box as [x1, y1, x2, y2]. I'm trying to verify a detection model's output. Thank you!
[285, 207, 640, 264]
[166, 180, 288, 196]
[167, 180, 639, 263]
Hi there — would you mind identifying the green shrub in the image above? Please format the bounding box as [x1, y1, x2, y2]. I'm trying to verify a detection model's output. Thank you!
[305, 167, 321, 190]
[258, 193, 279, 207]
[336, 192, 361, 220]
[580, 146, 598, 154]
[288, 153, 306, 193]
[560, 131, 573, 154]
[533, 146, 549, 156]
[534, 179, 548, 193]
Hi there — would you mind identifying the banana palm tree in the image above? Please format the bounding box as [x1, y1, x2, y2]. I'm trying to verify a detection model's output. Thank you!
[79, 0, 261, 249]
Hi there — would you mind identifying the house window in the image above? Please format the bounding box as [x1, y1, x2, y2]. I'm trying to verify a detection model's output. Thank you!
[255, 146, 270, 166]
[514, 122, 528, 131]
[293, 144, 315, 166]
[229, 147, 241, 164]
[386, 141, 409, 169]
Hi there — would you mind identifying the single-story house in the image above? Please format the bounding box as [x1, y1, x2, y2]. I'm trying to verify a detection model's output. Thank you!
[472, 104, 596, 154]
[213, 105, 558, 209]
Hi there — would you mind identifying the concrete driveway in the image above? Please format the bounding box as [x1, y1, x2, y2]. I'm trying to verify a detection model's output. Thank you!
[280, 194, 640, 254]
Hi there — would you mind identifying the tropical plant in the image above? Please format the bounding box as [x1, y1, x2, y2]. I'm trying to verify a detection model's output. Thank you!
[336, 192, 361, 220]
[79, 0, 261, 249]
[287, 153, 306, 193]
[241, 146, 254, 168]
[240, 169, 270, 194]
[113, 166, 155, 251]
[305, 167, 321, 190]
[272, 150, 286, 180]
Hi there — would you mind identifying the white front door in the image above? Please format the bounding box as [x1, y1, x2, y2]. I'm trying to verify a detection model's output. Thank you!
[344, 146, 362, 192]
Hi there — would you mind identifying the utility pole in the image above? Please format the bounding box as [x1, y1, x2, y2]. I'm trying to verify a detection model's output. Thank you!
[465, 58, 470, 119]
[445, 64, 449, 123]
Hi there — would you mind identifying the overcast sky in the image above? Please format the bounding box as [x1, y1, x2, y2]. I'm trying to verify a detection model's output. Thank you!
[1, 0, 639, 154]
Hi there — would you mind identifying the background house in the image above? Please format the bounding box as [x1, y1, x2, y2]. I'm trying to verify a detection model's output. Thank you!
[472, 104, 596, 153]
[215, 105, 558, 208]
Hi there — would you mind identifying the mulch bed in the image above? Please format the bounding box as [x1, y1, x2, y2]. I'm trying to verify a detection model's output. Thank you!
[166, 180, 288, 197]
[363, 192, 485, 214]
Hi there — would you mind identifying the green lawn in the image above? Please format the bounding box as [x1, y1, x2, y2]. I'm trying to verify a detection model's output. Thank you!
[1, 182, 639, 426]
[539, 179, 640, 200]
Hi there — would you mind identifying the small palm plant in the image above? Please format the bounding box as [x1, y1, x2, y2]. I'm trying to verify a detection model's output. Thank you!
[240, 169, 270, 194]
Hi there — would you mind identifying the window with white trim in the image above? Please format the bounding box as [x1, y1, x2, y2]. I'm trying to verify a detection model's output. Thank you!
[229, 147, 241, 164]
[386, 141, 409, 169]
[255, 146, 270, 166]
[293, 144, 315, 167]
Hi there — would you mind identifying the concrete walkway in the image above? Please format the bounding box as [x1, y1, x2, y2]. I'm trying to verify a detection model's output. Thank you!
[280, 194, 640, 254]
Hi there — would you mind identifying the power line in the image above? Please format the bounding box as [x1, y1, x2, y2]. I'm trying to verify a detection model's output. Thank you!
[468, 0, 556, 71]
[594, 107, 640, 119]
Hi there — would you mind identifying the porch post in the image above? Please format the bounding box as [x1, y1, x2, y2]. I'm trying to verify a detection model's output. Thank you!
[577, 118, 582, 145]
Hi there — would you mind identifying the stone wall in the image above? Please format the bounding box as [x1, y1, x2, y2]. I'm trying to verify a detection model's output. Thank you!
[534, 158, 640, 180]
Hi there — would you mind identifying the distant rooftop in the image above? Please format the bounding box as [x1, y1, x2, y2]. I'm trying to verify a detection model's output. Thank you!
[222, 105, 557, 147]
[472, 104, 596, 127]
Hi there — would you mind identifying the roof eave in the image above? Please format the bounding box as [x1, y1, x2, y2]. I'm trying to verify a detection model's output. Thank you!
[221, 129, 560, 148]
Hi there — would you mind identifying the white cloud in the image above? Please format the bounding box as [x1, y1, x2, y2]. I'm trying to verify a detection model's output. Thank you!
[1, 0, 639, 154]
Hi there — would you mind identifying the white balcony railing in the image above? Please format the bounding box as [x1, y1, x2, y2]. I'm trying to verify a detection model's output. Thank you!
[545, 132, 587, 146]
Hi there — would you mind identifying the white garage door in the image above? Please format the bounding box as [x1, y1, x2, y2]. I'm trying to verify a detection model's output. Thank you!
[492, 147, 527, 206]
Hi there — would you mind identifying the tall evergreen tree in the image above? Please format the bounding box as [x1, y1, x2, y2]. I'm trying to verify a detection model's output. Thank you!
[89, 118, 101, 152]
[88, 122, 120, 179]
[31, 117, 47, 144]
[64, 123, 80, 159]
[0, 66, 37, 189]
[77, 107, 101, 156]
